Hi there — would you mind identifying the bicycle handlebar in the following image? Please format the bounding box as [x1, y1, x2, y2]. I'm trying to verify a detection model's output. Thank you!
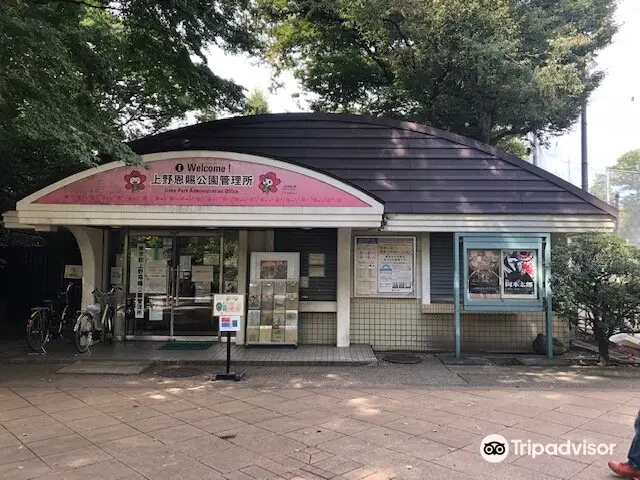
[92, 286, 123, 296]
[92, 286, 123, 305]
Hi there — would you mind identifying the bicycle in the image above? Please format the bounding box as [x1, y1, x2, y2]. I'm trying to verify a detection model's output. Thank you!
[74, 286, 121, 353]
[26, 282, 76, 353]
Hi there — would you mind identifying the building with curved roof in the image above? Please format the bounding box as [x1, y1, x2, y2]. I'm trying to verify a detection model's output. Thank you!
[3, 113, 616, 355]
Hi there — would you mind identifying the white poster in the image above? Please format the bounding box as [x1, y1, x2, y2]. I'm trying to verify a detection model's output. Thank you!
[354, 237, 415, 297]
[144, 260, 167, 294]
[377, 239, 414, 294]
[179, 255, 192, 279]
[308, 253, 325, 265]
[110, 267, 123, 285]
[134, 244, 145, 318]
[309, 265, 325, 277]
[354, 238, 378, 296]
[191, 265, 214, 283]
[145, 260, 167, 277]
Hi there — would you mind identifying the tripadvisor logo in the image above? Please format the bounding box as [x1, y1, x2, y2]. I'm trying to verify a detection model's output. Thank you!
[481, 434, 509, 463]
[480, 434, 616, 462]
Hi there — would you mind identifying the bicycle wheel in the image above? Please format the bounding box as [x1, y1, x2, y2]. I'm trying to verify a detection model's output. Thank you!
[26, 311, 47, 352]
[74, 313, 93, 353]
[105, 307, 114, 344]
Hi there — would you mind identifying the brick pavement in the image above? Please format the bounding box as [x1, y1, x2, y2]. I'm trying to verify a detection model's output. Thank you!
[1, 340, 377, 367]
[0, 366, 637, 479]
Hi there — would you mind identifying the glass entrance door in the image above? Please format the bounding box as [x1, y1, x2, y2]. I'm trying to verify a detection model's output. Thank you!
[127, 234, 173, 337]
[172, 232, 239, 336]
[173, 235, 221, 336]
[126, 231, 239, 339]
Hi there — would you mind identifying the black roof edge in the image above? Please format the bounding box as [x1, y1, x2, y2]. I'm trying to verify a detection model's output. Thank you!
[130, 113, 616, 219]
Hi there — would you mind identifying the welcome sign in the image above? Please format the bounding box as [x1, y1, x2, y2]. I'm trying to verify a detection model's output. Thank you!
[34, 157, 370, 207]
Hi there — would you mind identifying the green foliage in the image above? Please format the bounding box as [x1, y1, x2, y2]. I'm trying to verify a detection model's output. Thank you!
[0, 0, 256, 202]
[257, 0, 617, 144]
[552, 233, 640, 364]
[243, 89, 270, 115]
[592, 149, 640, 244]
[496, 137, 529, 160]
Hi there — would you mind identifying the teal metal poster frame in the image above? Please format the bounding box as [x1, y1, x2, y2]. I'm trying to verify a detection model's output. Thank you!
[453, 233, 552, 359]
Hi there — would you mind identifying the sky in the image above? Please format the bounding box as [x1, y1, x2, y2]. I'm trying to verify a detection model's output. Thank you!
[205, 0, 640, 187]
[538, 0, 640, 186]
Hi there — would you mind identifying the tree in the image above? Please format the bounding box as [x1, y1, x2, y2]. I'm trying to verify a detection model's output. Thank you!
[592, 149, 640, 245]
[496, 137, 529, 160]
[0, 0, 256, 202]
[243, 89, 270, 115]
[257, 0, 617, 145]
[552, 233, 640, 365]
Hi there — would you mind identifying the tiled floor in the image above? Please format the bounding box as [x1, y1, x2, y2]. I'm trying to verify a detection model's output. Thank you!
[1, 339, 377, 366]
[0, 364, 637, 480]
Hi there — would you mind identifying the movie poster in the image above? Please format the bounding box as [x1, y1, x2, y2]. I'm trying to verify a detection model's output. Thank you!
[467, 249, 501, 299]
[501, 250, 537, 298]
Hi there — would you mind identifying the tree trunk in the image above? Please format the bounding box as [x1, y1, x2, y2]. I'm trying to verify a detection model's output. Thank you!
[593, 323, 609, 366]
[478, 113, 493, 145]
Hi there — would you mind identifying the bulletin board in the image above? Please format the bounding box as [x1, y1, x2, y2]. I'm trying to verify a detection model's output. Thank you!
[353, 236, 416, 298]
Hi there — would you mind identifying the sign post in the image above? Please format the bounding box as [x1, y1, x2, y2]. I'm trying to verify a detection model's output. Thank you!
[213, 294, 245, 381]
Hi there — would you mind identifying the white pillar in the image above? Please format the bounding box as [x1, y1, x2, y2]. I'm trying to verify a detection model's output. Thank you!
[68, 226, 104, 309]
[236, 230, 248, 345]
[336, 227, 351, 347]
[421, 233, 431, 304]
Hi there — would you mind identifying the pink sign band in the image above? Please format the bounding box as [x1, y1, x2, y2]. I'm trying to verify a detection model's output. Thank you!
[35, 157, 370, 208]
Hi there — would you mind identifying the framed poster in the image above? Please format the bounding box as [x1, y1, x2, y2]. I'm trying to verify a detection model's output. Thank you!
[354, 237, 416, 297]
[501, 250, 537, 299]
[250, 252, 300, 280]
[467, 249, 500, 299]
[461, 234, 545, 312]
[64, 265, 83, 279]
[260, 260, 288, 279]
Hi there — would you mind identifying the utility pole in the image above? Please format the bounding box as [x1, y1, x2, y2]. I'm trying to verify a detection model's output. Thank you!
[581, 103, 588, 192]
[532, 135, 539, 167]
[614, 192, 620, 234]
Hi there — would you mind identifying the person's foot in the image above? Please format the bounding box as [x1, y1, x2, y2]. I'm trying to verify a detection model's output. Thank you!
[608, 461, 640, 478]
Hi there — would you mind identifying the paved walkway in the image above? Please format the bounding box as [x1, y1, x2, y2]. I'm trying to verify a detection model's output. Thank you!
[0, 363, 639, 479]
[0, 340, 377, 366]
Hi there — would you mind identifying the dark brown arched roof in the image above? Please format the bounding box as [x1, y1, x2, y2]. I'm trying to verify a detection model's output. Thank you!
[3, 113, 608, 218]
[129, 113, 615, 217]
